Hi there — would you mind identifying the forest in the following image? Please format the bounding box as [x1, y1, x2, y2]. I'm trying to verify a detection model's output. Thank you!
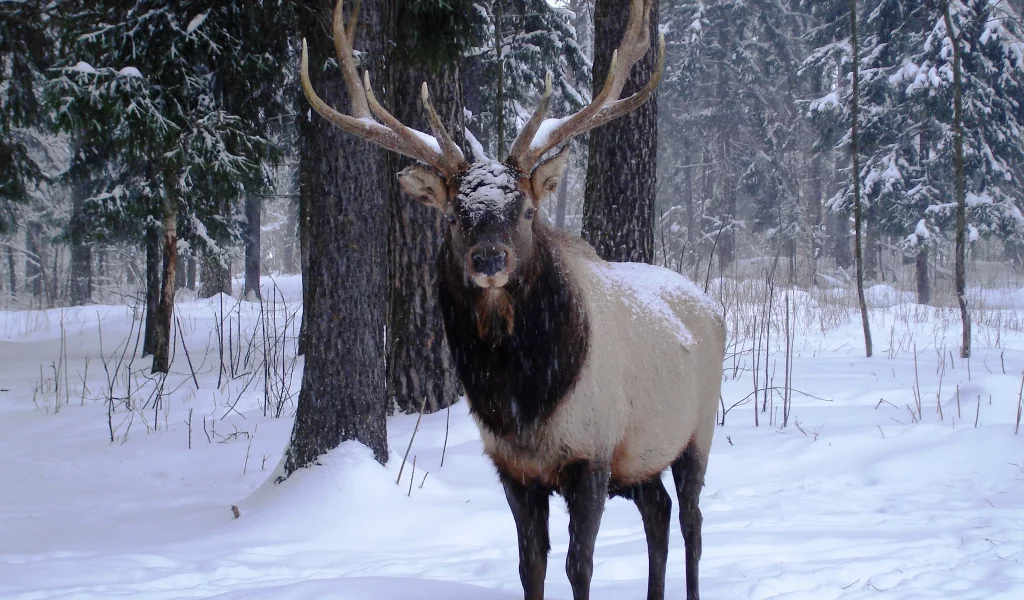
[2, 0, 1024, 598]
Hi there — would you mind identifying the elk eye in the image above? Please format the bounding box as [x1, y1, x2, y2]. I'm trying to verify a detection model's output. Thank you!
[523, 207, 536, 220]
[446, 213, 457, 225]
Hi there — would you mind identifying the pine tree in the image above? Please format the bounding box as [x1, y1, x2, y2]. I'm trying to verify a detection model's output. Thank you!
[49, 1, 290, 368]
[463, 0, 590, 158]
[1, 0, 54, 234]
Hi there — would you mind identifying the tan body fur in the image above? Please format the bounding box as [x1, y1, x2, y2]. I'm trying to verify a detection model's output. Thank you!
[478, 235, 725, 489]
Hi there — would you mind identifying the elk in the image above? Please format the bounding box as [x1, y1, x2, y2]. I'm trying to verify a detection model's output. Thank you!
[299, 0, 725, 598]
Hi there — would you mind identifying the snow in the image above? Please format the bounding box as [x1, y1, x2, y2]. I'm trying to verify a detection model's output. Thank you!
[588, 261, 722, 346]
[529, 116, 569, 153]
[70, 61, 96, 74]
[456, 161, 519, 225]
[2, 275, 1024, 598]
[185, 11, 209, 35]
[118, 66, 143, 78]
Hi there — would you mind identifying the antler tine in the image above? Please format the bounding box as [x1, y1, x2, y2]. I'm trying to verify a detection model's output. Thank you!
[331, 0, 370, 119]
[299, 0, 457, 175]
[510, 0, 663, 171]
[421, 83, 468, 174]
[506, 71, 553, 170]
[362, 72, 450, 174]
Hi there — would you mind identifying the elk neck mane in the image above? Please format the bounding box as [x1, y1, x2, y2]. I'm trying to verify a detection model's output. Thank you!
[438, 223, 591, 439]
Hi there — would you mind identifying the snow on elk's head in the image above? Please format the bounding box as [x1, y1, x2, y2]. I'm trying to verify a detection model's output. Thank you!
[396, 149, 569, 290]
[298, 0, 664, 286]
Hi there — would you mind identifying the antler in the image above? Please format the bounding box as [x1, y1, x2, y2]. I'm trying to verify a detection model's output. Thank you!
[298, 0, 466, 176]
[506, 0, 665, 172]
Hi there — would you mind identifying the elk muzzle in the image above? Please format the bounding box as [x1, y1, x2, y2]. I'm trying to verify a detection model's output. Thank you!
[469, 244, 513, 288]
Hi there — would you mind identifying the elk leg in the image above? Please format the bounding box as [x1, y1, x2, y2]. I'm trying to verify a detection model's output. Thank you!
[500, 472, 551, 600]
[671, 446, 708, 600]
[622, 476, 672, 600]
[561, 461, 610, 600]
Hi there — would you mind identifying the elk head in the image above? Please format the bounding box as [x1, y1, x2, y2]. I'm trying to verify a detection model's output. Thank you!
[299, 0, 664, 291]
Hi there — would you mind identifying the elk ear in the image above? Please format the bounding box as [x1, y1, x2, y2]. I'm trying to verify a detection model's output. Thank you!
[398, 166, 447, 210]
[529, 146, 570, 206]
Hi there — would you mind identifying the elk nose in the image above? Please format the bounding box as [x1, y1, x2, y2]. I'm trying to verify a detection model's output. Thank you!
[471, 248, 507, 276]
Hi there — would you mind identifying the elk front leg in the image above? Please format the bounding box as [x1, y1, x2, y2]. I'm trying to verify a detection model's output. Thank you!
[625, 477, 672, 600]
[500, 472, 551, 600]
[562, 461, 610, 600]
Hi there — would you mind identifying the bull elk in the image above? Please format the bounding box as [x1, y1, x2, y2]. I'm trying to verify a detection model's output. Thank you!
[299, 0, 725, 598]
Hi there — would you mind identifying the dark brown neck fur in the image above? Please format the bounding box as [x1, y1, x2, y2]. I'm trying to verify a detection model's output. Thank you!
[438, 225, 590, 438]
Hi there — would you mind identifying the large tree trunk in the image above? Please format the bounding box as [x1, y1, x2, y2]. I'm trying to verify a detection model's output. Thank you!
[554, 171, 569, 229]
[143, 227, 161, 357]
[283, 0, 390, 474]
[151, 196, 177, 374]
[582, 0, 659, 264]
[943, 1, 970, 358]
[383, 0, 461, 415]
[244, 193, 261, 300]
[850, 0, 872, 358]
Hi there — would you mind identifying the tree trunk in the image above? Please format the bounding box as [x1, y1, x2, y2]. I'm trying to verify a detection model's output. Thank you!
[298, 147, 312, 355]
[25, 221, 43, 302]
[282, 197, 298, 273]
[68, 176, 92, 306]
[850, 0, 872, 358]
[916, 244, 930, 305]
[186, 255, 196, 290]
[943, 1, 970, 358]
[383, 0, 461, 415]
[5, 245, 16, 300]
[864, 217, 879, 281]
[175, 250, 187, 289]
[151, 196, 177, 374]
[283, 0, 389, 475]
[583, 0, 659, 264]
[244, 193, 261, 300]
[143, 227, 161, 357]
[199, 255, 231, 298]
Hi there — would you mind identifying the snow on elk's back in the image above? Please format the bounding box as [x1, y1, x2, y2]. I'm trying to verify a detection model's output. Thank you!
[457, 161, 520, 226]
[587, 261, 721, 347]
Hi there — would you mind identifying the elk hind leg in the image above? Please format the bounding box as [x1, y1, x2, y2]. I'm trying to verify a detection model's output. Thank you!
[501, 473, 551, 600]
[621, 475, 672, 600]
[671, 445, 708, 600]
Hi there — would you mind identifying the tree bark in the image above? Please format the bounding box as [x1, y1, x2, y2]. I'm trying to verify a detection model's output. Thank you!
[850, 0, 872, 357]
[583, 0, 659, 264]
[244, 193, 261, 300]
[383, 0, 461, 415]
[283, 0, 390, 474]
[68, 169, 92, 306]
[151, 195, 177, 374]
[943, 0, 970, 358]
[143, 227, 161, 357]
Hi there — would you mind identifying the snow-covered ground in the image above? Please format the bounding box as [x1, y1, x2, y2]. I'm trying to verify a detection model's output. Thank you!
[2, 276, 1023, 599]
